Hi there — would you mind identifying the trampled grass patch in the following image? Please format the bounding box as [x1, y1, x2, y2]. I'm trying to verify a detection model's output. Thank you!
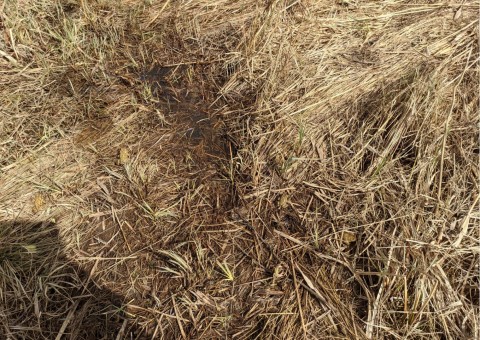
[0, 1, 478, 339]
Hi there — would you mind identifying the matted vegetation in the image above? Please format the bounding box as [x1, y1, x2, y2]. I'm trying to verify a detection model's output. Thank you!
[0, 1, 478, 339]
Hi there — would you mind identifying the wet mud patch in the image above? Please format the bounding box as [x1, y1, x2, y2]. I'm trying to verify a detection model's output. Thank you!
[140, 64, 229, 161]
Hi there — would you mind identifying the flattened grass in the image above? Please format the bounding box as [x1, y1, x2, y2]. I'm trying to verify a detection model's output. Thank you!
[0, 1, 478, 339]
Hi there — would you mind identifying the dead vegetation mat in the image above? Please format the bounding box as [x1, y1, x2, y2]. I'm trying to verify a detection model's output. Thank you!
[0, 1, 479, 339]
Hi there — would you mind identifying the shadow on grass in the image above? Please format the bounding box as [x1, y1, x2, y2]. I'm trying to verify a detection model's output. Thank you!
[0, 219, 139, 339]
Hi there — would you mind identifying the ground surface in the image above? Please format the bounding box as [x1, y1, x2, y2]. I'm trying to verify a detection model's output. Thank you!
[0, 1, 479, 339]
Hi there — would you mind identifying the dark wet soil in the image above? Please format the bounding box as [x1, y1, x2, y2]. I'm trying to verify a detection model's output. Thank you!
[139, 63, 238, 215]
[140, 64, 227, 160]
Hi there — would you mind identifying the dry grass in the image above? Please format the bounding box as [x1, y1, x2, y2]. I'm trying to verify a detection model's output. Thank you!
[0, 0, 479, 339]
